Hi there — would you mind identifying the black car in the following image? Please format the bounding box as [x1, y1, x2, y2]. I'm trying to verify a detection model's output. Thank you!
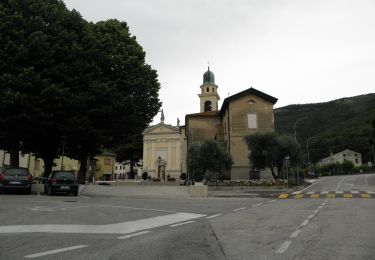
[0, 167, 32, 194]
[44, 171, 79, 196]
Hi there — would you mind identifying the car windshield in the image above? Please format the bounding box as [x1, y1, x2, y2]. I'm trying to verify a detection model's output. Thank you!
[5, 168, 28, 176]
[54, 172, 76, 179]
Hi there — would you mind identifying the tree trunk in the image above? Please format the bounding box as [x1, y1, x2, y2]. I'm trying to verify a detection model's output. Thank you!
[9, 145, 19, 168]
[270, 166, 278, 180]
[78, 154, 88, 182]
[43, 155, 54, 177]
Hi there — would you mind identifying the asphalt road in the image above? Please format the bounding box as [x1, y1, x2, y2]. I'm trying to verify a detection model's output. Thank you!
[0, 174, 374, 260]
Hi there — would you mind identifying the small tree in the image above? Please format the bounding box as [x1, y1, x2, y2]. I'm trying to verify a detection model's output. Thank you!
[244, 132, 302, 179]
[187, 139, 233, 181]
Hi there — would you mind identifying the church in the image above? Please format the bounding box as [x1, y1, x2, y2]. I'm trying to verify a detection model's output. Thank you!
[142, 68, 277, 180]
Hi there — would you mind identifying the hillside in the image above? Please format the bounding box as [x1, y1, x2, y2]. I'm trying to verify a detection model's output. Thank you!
[274, 93, 375, 164]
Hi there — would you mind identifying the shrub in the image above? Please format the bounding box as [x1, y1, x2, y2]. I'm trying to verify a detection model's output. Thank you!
[180, 173, 187, 180]
[142, 172, 148, 180]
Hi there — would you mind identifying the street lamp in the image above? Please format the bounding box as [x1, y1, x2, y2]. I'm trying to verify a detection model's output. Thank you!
[306, 136, 316, 166]
[60, 136, 66, 171]
[294, 116, 307, 141]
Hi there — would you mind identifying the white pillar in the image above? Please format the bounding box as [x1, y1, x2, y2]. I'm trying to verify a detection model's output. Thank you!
[168, 141, 172, 170]
[151, 141, 155, 171]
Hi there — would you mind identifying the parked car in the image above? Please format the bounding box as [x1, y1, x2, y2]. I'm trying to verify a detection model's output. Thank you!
[0, 167, 32, 194]
[44, 171, 79, 196]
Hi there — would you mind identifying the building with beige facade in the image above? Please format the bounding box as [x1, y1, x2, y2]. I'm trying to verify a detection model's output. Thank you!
[319, 149, 362, 167]
[142, 112, 182, 179]
[142, 68, 277, 180]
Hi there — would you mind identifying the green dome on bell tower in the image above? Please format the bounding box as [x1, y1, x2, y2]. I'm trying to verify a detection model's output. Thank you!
[203, 67, 215, 85]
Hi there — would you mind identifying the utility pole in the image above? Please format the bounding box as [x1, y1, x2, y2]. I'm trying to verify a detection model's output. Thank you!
[294, 116, 307, 185]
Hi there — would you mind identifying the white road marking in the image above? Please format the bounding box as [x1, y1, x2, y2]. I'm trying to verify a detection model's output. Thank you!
[117, 231, 150, 240]
[350, 190, 359, 194]
[233, 207, 247, 212]
[335, 191, 344, 194]
[276, 240, 292, 254]
[306, 191, 314, 195]
[25, 245, 88, 258]
[266, 199, 276, 203]
[291, 191, 302, 195]
[368, 191, 375, 194]
[169, 221, 195, 227]
[318, 206, 323, 209]
[298, 177, 326, 193]
[252, 203, 263, 207]
[79, 195, 90, 199]
[313, 209, 319, 214]
[335, 177, 346, 191]
[300, 220, 309, 227]
[0, 212, 205, 234]
[321, 191, 329, 194]
[308, 214, 315, 220]
[290, 229, 302, 238]
[206, 214, 222, 219]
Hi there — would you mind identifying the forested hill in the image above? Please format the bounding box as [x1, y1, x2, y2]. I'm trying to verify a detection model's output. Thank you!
[274, 93, 375, 164]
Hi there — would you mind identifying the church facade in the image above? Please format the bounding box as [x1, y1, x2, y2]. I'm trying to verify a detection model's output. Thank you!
[143, 68, 277, 180]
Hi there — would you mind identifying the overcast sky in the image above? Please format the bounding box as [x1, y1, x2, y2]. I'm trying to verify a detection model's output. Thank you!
[63, 0, 375, 125]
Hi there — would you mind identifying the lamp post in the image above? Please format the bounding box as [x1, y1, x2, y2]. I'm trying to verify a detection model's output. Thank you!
[60, 136, 66, 171]
[307, 137, 316, 175]
[294, 116, 307, 141]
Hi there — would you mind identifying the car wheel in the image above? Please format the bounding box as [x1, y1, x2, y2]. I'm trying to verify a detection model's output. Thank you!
[48, 186, 54, 196]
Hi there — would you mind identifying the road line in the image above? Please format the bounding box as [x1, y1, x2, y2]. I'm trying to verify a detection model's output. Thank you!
[313, 209, 319, 214]
[170, 221, 195, 227]
[300, 220, 309, 227]
[306, 191, 314, 195]
[206, 214, 222, 219]
[266, 199, 276, 203]
[308, 214, 315, 220]
[0, 212, 205, 234]
[318, 205, 323, 209]
[117, 231, 150, 240]
[335, 177, 346, 191]
[335, 191, 343, 194]
[276, 240, 292, 254]
[298, 177, 326, 193]
[290, 229, 301, 238]
[25, 245, 88, 258]
[350, 190, 359, 194]
[291, 191, 302, 195]
[79, 195, 90, 199]
[252, 203, 263, 207]
[233, 207, 247, 212]
[321, 191, 329, 194]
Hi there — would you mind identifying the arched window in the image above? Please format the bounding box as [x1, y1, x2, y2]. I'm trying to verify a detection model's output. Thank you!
[204, 100, 212, 112]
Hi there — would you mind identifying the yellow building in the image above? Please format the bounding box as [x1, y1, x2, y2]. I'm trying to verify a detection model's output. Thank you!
[94, 152, 116, 181]
[0, 150, 79, 177]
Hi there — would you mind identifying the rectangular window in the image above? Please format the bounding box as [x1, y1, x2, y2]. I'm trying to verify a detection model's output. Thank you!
[247, 113, 257, 129]
[104, 158, 112, 165]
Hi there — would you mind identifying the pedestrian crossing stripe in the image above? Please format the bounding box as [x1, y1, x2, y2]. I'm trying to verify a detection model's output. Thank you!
[278, 191, 374, 199]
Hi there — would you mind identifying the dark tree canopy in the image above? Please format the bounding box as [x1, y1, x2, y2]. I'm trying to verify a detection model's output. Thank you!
[187, 139, 233, 181]
[0, 0, 161, 177]
[244, 132, 302, 179]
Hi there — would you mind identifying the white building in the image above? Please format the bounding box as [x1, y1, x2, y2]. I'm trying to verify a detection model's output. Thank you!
[319, 149, 362, 166]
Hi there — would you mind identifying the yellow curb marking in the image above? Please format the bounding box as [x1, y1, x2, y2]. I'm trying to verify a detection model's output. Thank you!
[343, 194, 353, 198]
[310, 194, 320, 199]
[326, 194, 335, 198]
[279, 194, 289, 199]
[360, 194, 371, 198]
[294, 194, 304, 199]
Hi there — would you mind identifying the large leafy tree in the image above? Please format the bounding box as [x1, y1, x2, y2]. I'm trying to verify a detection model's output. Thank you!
[187, 139, 233, 181]
[244, 132, 302, 179]
[0, 1, 161, 177]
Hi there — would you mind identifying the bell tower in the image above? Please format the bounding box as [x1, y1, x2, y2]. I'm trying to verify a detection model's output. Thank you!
[198, 67, 220, 112]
